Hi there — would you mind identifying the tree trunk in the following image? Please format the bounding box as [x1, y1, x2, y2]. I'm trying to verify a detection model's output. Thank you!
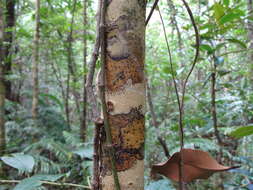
[3, 0, 15, 101]
[81, 0, 87, 142]
[66, 0, 80, 129]
[0, 0, 6, 156]
[32, 0, 40, 119]
[248, 0, 253, 82]
[100, 0, 146, 189]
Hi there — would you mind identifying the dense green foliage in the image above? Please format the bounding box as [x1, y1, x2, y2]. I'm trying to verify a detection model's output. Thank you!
[0, 0, 253, 189]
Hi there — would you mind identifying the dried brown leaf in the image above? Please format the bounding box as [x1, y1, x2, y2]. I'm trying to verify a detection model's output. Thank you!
[151, 149, 239, 182]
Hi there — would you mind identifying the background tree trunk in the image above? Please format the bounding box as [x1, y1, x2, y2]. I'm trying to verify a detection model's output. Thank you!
[100, 0, 146, 189]
[3, 0, 15, 101]
[81, 0, 87, 142]
[247, 0, 253, 82]
[32, 0, 40, 119]
[0, 0, 6, 156]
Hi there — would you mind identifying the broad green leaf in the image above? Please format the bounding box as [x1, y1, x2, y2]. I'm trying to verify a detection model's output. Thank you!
[215, 42, 226, 51]
[13, 178, 42, 190]
[13, 174, 64, 190]
[162, 66, 171, 74]
[73, 148, 93, 159]
[226, 38, 247, 49]
[200, 23, 215, 30]
[230, 126, 253, 138]
[1, 154, 35, 173]
[213, 3, 225, 22]
[199, 44, 214, 54]
[219, 12, 241, 25]
[32, 174, 64, 181]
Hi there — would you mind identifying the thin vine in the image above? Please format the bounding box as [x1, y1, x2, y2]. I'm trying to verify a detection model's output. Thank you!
[146, 0, 160, 26]
[157, 0, 200, 189]
[98, 0, 121, 189]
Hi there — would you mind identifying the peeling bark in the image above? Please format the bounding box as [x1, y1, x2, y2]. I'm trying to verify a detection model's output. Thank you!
[100, 0, 146, 189]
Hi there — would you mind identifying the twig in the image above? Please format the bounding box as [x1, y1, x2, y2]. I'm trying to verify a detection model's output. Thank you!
[0, 180, 91, 189]
[99, 0, 121, 190]
[145, 0, 160, 26]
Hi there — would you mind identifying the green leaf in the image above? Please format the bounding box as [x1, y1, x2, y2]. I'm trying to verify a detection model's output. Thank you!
[13, 178, 42, 190]
[226, 38, 247, 49]
[219, 12, 241, 25]
[199, 44, 214, 54]
[162, 66, 171, 74]
[32, 174, 64, 181]
[230, 126, 253, 138]
[1, 154, 35, 173]
[215, 42, 226, 51]
[223, 0, 230, 7]
[73, 148, 93, 159]
[13, 174, 64, 190]
[213, 3, 225, 22]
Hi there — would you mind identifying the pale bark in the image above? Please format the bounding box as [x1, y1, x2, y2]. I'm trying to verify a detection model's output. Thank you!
[0, 0, 5, 156]
[32, 0, 40, 119]
[100, 0, 146, 190]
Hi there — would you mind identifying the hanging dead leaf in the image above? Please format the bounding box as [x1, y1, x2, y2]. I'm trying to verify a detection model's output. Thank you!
[151, 148, 239, 182]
